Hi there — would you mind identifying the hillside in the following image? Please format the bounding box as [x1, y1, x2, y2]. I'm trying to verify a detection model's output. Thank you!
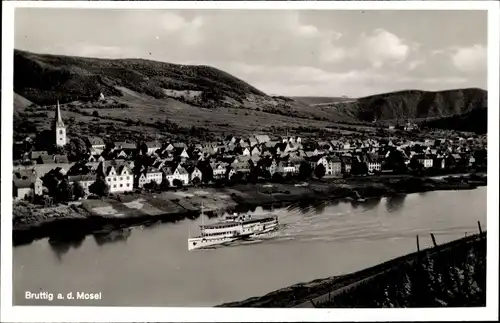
[329, 88, 487, 122]
[420, 107, 488, 134]
[13, 49, 356, 126]
[13, 49, 487, 139]
[14, 49, 266, 105]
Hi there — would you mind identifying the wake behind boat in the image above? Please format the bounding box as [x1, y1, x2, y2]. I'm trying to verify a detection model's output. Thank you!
[188, 203, 279, 251]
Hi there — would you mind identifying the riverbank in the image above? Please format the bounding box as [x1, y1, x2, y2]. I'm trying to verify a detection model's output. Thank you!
[219, 231, 487, 307]
[12, 173, 487, 246]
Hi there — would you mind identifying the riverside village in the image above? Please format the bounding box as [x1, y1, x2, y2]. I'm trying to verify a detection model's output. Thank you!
[13, 101, 487, 201]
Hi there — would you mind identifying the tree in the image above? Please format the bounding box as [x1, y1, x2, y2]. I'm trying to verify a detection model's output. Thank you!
[314, 163, 326, 179]
[160, 179, 171, 190]
[229, 171, 244, 184]
[409, 157, 423, 171]
[143, 181, 158, 190]
[41, 169, 64, 197]
[55, 179, 73, 203]
[271, 172, 284, 183]
[92, 110, 99, 117]
[199, 163, 213, 184]
[298, 161, 313, 180]
[68, 161, 90, 176]
[73, 182, 86, 200]
[65, 137, 88, 161]
[351, 160, 368, 175]
[173, 179, 183, 188]
[191, 177, 201, 186]
[384, 149, 408, 173]
[89, 177, 109, 197]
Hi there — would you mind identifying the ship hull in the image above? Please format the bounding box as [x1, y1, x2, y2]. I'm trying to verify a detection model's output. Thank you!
[188, 224, 279, 250]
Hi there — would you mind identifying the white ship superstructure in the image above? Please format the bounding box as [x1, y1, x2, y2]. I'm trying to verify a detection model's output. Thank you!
[188, 204, 279, 251]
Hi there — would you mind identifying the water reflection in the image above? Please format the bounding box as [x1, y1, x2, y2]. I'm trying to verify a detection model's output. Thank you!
[360, 197, 382, 211]
[386, 194, 407, 213]
[313, 201, 327, 214]
[48, 235, 86, 261]
[93, 228, 132, 246]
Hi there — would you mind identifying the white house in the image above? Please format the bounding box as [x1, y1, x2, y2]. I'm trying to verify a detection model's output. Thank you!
[417, 155, 434, 168]
[211, 163, 227, 178]
[100, 163, 134, 193]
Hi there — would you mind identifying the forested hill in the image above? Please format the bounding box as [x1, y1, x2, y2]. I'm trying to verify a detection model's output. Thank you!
[14, 49, 267, 105]
[329, 88, 487, 122]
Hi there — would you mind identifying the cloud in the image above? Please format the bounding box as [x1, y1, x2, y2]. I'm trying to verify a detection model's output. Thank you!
[359, 29, 411, 68]
[220, 62, 469, 97]
[450, 44, 486, 73]
[407, 59, 425, 71]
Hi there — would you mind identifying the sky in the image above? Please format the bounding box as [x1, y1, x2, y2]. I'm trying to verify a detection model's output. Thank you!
[14, 9, 487, 98]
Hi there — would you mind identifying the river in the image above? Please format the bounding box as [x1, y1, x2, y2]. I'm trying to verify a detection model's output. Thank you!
[13, 187, 487, 307]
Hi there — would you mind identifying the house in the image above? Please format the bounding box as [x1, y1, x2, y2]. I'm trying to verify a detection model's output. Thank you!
[308, 155, 328, 170]
[68, 174, 96, 195]
[13, 177, 43, 201]
[143, 167, 163, 187]
[86, 136, 106, 155]
[326, 156, 342, 176]
[277, 161, 297, 174]
[211, 163, 228, 179]
[98, 162, 133, 193]
[364, 155, 382, 173]
[340, 156, 352, 173]
[114, 142, 137, 152]
[30, 150, 49, 162]
[144, 142, 162, 155]
[248, 137, 258, 147]
[173, 147, 190, 159]
[417, 154, 434, 168]
[171, 165, 189, 185]
[37, 154, 55, 165]
[251, 146, 261, 156]
[255, 135, 270, 144]
[54, 154, 69, 164]
[242, 147, 251, 156]
[187, 166, 203, 184]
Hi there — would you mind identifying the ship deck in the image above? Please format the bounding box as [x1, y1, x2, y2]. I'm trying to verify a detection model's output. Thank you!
[201, 215, 277, 228]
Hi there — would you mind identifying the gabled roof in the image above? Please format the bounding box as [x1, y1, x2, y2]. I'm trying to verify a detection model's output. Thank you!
[54, 154, 69, 164]
[175, 165, 189, 175]
[87, 136, 105, 146]
[31, 150, 48, 159]
[13, 179, 33, 189]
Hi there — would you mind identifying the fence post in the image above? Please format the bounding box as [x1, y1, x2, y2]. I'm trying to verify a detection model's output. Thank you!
[416, 235, 420, 252]
[430, 233, 438, 248]
[478, 221, 483, 235]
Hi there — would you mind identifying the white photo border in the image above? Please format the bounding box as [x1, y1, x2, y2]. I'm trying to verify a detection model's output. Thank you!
[2, 1, 499, 322]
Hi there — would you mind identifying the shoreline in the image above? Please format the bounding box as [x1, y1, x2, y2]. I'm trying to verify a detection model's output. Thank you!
[218, 231, 486, 307]
[12, 173, 487, 246]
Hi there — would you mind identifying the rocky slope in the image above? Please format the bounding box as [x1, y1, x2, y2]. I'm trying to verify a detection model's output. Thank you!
[330, 88, 487, 123]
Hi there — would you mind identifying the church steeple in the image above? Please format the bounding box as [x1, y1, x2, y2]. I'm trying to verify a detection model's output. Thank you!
[53, 100, 67, 147]
[53, 100, 65, 128]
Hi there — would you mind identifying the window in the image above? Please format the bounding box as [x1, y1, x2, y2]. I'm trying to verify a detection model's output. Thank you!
[126, 184, 130, 187]
[127, 176, 130, 180]
[120, 184, 123, 187]
[120, 177, 123, 181]
[114, 178, 116, 181]
[113, 185, 117, 188]
[59, 130, 63, 135]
